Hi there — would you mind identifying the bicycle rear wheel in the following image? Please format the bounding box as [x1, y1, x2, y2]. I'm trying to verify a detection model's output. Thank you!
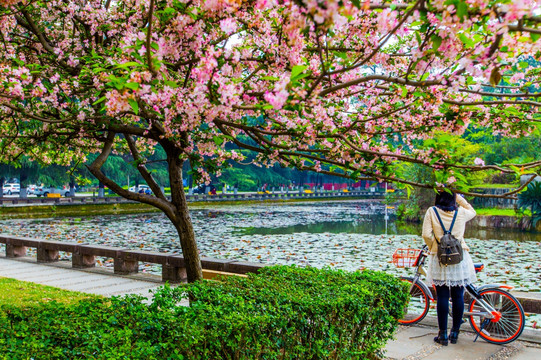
[468, 288, 525, 344]
[398, 277, 430, 325]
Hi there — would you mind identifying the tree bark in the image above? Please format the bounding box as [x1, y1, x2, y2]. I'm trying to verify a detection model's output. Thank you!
[165, 146, 203, 282]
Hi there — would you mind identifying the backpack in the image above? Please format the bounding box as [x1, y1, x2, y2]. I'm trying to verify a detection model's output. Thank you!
[433, 207, 463, 266]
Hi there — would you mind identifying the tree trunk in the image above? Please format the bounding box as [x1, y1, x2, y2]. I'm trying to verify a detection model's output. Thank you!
[19, 167, 28, 199]
[171, 206, 202, 282]
[165, 146, 202, 282]
[69, 176, 76, 197]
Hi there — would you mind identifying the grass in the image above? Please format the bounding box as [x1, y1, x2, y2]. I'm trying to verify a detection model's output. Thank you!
[0, 277, 101, 307]
[476, 207, 530, 216]
[472, 183, 518, 189]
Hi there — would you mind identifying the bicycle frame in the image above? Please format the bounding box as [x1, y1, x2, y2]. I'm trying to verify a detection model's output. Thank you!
[409, 246, 508, 321]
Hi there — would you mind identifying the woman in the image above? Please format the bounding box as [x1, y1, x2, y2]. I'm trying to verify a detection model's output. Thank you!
[422, 190, 477, 345]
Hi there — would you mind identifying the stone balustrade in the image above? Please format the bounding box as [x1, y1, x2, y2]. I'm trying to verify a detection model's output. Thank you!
[0, 235, 265, 283]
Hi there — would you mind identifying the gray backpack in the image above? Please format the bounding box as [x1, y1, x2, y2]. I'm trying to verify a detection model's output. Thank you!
[433, 207, 463, 266]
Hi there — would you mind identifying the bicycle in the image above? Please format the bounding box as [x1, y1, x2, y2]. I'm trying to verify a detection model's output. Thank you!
[392, 245, 525, 344]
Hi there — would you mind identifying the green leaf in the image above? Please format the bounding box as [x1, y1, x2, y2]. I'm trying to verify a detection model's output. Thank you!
[213, 136, 224, 146]
[292, 72, 311, 82]
[163, 7, 175, 15]
[457, 33, 474, 48]
[531, 33, 540, 42]
[116, 62, 141, 69]
[151, 42, 159, 51]
[124, 82, 140, 90]
[415, 32, 422, 46]
[456, 1, 468, 21]
[128, 99, 139, 115]
[401, 86, 408, 97]
[290, 65, 307, 80]
[336, 52, 348, 60]
[92, 96, 107, 106]
[509, 165, 522, 175]
[431, 35, 442, 52]
[164, 80, 179, 88]
[351, 0, 361, 8]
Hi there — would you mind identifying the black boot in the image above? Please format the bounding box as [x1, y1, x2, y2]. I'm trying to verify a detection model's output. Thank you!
[434, 330, 448, 346]
[449, 329, 460, 344]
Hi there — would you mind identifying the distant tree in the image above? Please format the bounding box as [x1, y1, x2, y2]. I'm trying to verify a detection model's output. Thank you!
[0, 0, 540, 281]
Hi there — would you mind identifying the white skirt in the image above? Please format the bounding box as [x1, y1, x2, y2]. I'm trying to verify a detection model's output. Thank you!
[426, 251, 477, 287]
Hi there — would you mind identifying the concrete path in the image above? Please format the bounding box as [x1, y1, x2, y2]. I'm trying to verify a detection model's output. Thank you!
[385, 324, 541, 360]
[1, 256, 540, 359]
[0, 256, 164, 299]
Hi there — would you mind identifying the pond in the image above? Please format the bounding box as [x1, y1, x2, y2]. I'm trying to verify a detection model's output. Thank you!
[0, 200, 539, 293]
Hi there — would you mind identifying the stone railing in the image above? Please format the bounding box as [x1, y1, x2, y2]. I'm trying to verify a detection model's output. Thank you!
[0, 235, 265, 282]
[0, 190, 385, 206]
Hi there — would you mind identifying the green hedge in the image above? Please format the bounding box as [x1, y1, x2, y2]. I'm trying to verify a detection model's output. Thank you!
[0, 266, 408, 359]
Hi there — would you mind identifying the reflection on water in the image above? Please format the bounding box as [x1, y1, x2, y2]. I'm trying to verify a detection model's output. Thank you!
[240, 215, 541, 243]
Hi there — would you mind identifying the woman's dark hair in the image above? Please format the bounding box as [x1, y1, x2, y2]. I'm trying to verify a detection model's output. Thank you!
[435, 190, 457, 211]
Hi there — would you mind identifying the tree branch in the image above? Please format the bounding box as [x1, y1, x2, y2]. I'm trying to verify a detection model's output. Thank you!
[87, 131, 173, 212]
[146, 0, 157, 75]
[124, 133, 167, 201]
[319, 75, 441, 97]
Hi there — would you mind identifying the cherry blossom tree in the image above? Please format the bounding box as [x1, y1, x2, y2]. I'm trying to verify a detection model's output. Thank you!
[0, 0, 540, 281]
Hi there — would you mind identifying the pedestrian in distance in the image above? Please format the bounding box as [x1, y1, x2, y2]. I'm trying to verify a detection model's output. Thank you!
[422, 190, 477, 345]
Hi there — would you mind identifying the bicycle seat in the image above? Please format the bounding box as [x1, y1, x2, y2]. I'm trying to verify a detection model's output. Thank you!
[474, 263, 484, 273]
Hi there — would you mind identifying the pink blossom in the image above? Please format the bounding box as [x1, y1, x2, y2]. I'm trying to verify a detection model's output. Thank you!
[50, 74, 60, 83]
[474, 158, 485, 166]
[219, 18, 237, 35]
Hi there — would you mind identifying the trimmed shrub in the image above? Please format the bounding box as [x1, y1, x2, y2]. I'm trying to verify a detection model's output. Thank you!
[0, 266, 408, 359]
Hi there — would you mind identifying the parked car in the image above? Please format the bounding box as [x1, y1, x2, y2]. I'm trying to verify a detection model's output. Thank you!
[129, 185, 150, 193]
[2, 183, 20, 195]
[26, 184, 37, 195]
[34, 186, 71, 197]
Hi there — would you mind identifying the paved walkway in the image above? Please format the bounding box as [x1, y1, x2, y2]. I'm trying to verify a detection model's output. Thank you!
[1, 257, 540, 359]
[385, 325, 541, 360]
[0, 257, 164, 300]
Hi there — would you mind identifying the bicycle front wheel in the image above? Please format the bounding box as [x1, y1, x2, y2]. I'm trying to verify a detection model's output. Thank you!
[398, 277, 430, 325]
[468, 288, 525, 344]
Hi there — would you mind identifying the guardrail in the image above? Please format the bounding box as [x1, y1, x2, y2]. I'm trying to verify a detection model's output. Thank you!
[0, 190, 386, 206]
[0, 235, 265, 282]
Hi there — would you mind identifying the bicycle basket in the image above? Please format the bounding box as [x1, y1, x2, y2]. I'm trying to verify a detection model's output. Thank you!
[392, 248, 421, 268]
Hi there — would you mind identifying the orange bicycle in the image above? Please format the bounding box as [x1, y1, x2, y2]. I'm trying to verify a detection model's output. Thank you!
[393, 245, 525, 344]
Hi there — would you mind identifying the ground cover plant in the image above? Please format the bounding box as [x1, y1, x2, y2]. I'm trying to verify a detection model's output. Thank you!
[0, 266, 408, 359]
